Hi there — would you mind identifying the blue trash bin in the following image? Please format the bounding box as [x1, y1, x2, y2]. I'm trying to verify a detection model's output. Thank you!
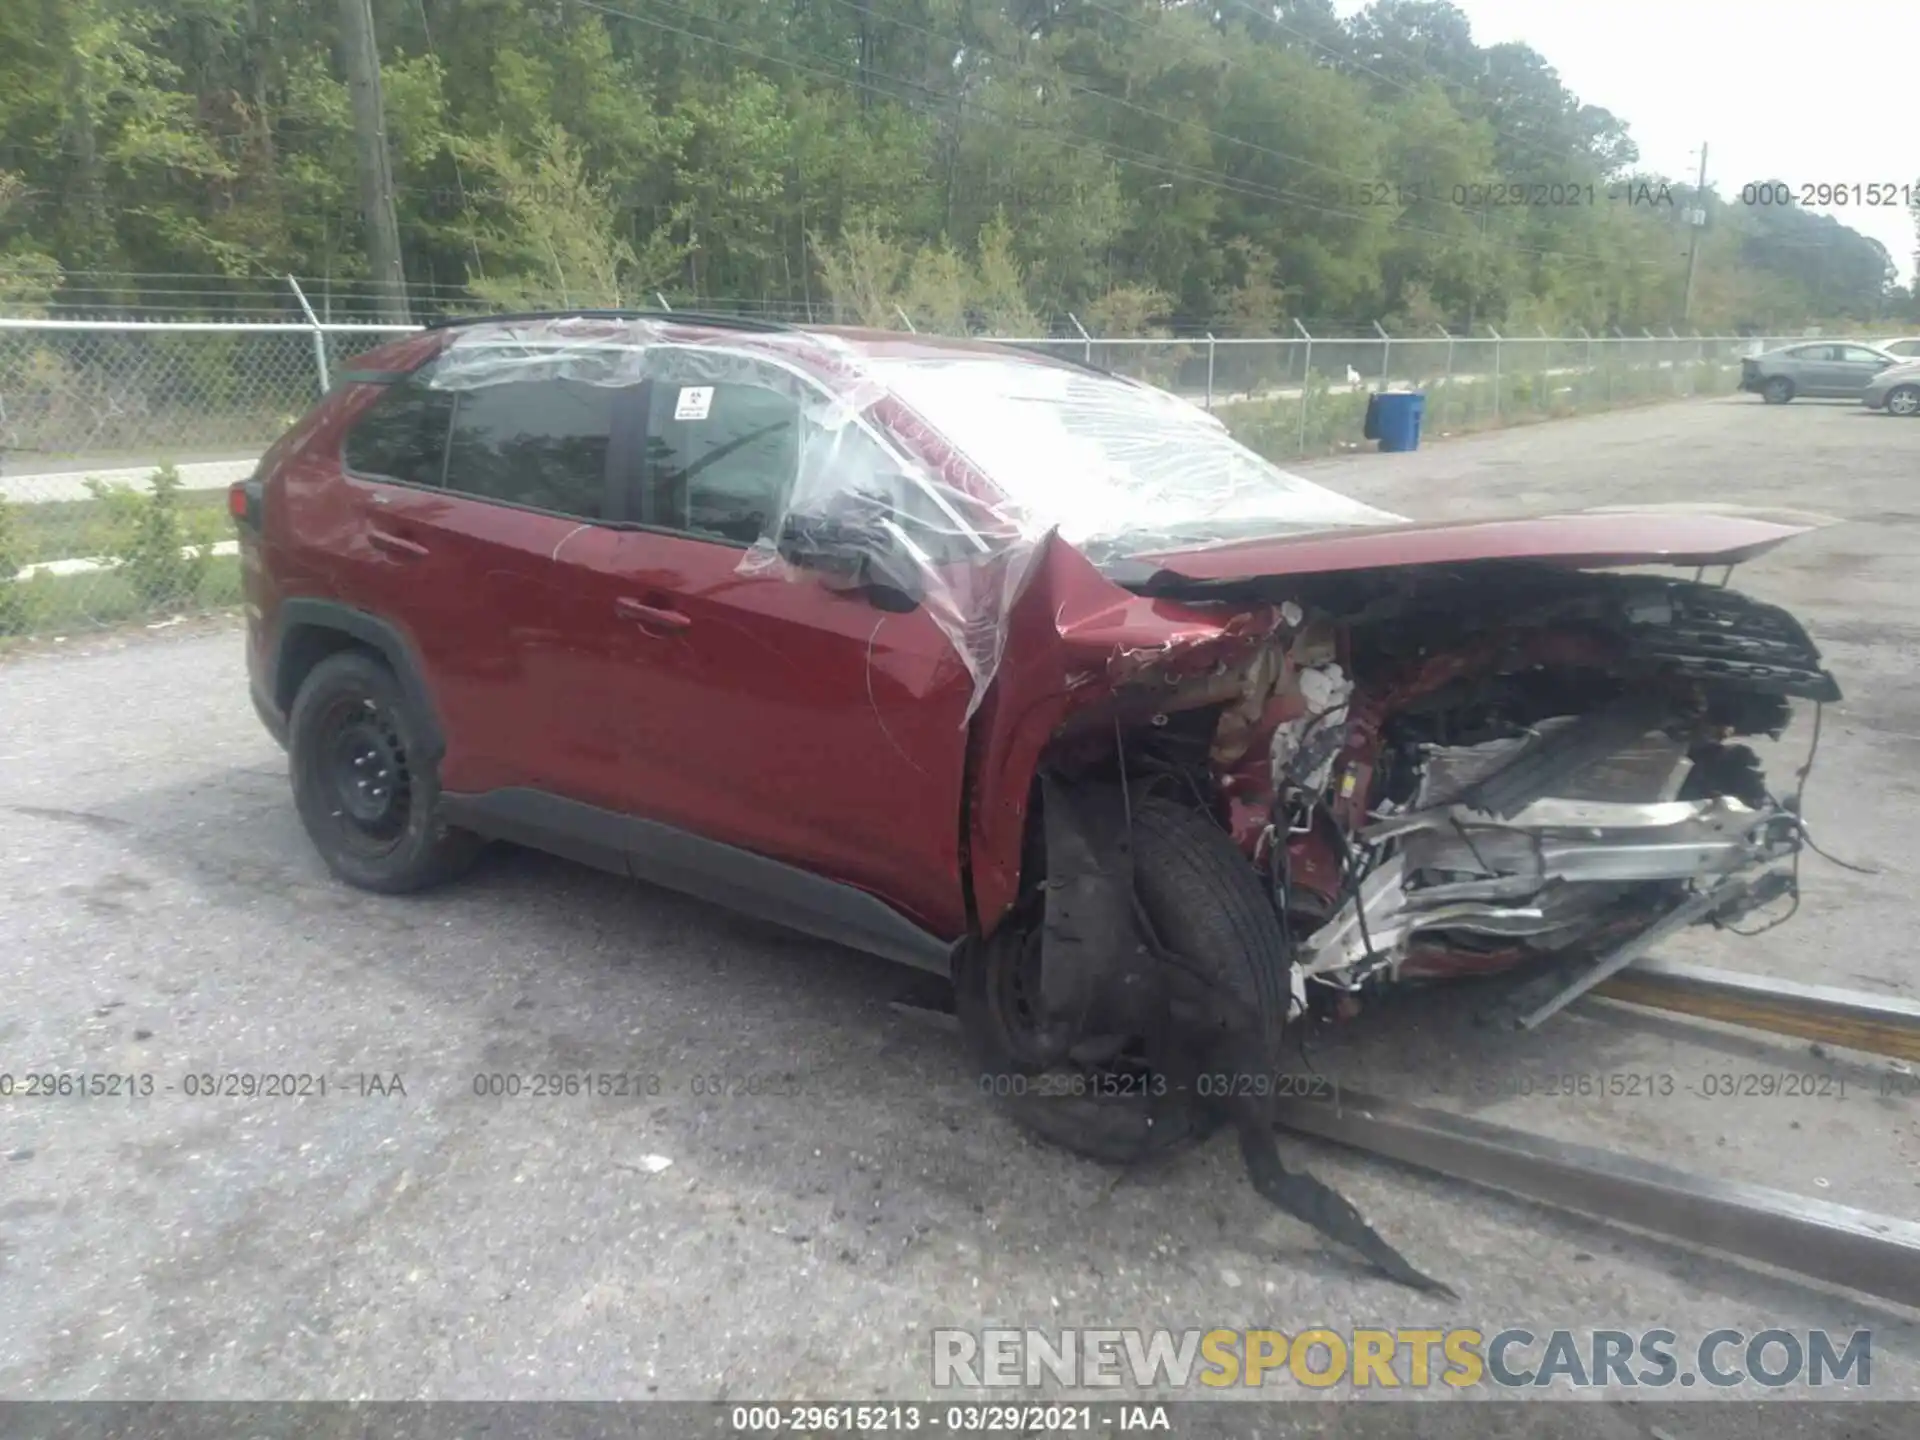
[1372, 391, 1426, 452]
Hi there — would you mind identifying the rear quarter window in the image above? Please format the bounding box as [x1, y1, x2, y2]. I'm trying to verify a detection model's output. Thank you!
[342, 373, 455, 487]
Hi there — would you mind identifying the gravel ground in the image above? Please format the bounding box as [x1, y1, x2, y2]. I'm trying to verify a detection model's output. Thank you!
[3, 394, 1919, 1419]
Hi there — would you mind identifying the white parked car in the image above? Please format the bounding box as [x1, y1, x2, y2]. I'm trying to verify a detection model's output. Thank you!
[1869, 336, 1920, 361]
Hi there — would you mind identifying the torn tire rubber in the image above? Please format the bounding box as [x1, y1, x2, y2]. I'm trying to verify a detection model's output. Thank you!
[289, 650, 482, 894]
[957, 795, 1280, 1163]
[958, 793, 1455, 1295]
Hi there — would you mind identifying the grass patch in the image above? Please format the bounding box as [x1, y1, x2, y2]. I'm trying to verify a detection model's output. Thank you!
[1219, 360, 1743, 463]
[2, 553, 242, 636]
[9, 487, 230, 565]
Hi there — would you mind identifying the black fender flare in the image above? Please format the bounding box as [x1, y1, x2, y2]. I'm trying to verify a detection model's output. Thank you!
[270, 599, 446, 764]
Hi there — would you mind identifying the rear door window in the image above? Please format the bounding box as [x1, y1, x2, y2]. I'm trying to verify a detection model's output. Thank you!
[441, 378, 620, 520]
[342, 373, 455, 487]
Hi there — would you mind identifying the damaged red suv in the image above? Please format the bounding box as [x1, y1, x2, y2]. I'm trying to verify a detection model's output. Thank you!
[236, 311, 1840, 1289]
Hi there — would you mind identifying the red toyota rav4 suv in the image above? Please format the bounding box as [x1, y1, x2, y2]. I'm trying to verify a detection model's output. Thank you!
[236, 310, 1839, 1290]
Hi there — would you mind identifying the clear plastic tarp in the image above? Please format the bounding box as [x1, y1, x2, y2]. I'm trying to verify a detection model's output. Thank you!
[864, 357, 1404, 561]
[424, 320, 1403, 718]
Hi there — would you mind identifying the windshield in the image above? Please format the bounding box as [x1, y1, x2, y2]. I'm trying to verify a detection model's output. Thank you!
[868, 356, 1405, 560]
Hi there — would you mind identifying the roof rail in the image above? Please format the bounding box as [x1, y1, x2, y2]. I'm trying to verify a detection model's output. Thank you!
[999, 340, 1121, 379]
[425, 308, 794, 334]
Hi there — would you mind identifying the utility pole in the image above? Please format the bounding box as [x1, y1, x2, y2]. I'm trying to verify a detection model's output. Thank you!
[1681, 142, 1709, 327]
[337, 0, 409, 323]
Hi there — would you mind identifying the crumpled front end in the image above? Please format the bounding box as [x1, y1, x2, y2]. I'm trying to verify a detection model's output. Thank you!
[1009, 553, 1842, 1012]
[1184, 564, 1839, 1004]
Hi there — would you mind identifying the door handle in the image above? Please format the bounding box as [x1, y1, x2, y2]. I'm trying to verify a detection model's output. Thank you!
[368, 527, 429, 560]
[615, 597, 692, 632]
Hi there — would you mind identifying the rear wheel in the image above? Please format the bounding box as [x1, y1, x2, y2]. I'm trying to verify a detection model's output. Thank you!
[1886, 385, 1920, 418]
[288, 650, 481, 893]
[1762, 376, 1794, 404]
[956, 794, 1293, 1163]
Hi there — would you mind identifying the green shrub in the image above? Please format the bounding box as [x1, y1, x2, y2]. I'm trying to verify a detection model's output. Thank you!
[82, 463, 223, 612]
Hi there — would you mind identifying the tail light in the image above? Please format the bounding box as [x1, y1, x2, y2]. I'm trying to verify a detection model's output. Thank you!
[229, 474, 263, 530]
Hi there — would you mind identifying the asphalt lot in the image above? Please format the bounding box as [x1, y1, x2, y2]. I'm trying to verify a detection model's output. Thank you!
[4, 394, 1920, 1413]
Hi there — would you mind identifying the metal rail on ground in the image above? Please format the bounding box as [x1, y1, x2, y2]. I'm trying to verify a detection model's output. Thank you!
[896, 957, 1920, 1306]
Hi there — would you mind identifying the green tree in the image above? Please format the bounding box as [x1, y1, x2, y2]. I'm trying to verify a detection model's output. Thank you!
[459, 125, 684, 310]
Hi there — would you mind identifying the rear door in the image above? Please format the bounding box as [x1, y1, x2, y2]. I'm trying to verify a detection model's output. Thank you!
[338, 365, 639, 802]
[1784, 344, 1843, 395]
[597, 350, 977, 937]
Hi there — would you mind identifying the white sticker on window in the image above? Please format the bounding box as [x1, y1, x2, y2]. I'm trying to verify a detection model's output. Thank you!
[673, 385, 714, 421]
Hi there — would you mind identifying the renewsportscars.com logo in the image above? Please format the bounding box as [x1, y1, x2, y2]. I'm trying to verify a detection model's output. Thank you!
[931, 1327, 1873, 1392]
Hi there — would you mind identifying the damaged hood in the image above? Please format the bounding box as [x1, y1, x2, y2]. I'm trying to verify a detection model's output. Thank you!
[1114, 506, 1841, 584]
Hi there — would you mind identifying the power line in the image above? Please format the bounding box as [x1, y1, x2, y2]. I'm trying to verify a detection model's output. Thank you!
[571, 0, 1351, 209]
[807, 0, 1379, 192]
[569, 0, 1665, 272]
[1235, 1, 1579, 176]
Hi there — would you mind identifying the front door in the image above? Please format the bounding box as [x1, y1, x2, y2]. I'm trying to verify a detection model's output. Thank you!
[599, 353, 976, 938]
[1829, 346, 1892, 395]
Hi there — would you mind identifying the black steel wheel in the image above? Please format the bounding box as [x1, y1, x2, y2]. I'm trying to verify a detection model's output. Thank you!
[288, 650, 480, 893]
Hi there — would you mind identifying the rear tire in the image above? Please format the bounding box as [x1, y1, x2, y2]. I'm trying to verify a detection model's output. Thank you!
[956, 794, 1293, 1164]
[1886, 385, 1920, 418]
[288, 650, 481, 894]
[1762, 376, 1794, 404]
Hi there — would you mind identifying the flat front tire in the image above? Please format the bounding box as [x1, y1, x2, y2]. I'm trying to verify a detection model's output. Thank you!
[956, 795, 1294, 1164]
[288, 650, 480, 893]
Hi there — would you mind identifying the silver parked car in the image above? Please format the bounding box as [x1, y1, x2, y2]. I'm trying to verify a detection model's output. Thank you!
[1869, 336, 1920, 361]
[1739, 341, 1901, 403]
[1862, 359, 1920, 417]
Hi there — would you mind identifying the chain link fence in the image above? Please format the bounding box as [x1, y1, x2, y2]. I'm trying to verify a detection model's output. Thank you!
[0, 316, 1852, 641]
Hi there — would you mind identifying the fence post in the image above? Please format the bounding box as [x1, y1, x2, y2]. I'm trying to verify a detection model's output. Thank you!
[1204, 332, 1216, 413]
[287, 275, 330, 395]
[1294, 318, 1313, 454]
[895, 306, 917, 333]
[1373, 319, 1391, 386]
[1438, 324, 1453, 384]
[1488, 325, 1502, 420]
[654, 291, 672, 311]
[1069, 312, 1092, 365]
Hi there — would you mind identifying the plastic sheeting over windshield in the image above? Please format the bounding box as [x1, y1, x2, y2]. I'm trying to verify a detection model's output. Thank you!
[423, 319, 1400, 719]
[865, 357, 1404, 562]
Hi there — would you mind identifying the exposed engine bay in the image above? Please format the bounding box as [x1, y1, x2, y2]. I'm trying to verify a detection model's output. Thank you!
[1070, 559, 1842, 1013]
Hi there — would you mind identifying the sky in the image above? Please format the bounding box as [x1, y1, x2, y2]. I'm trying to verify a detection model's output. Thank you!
[1335, 0, 1919, 286]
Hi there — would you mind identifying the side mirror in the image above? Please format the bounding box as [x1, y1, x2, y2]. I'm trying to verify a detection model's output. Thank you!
[776, 497, 923, 612]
